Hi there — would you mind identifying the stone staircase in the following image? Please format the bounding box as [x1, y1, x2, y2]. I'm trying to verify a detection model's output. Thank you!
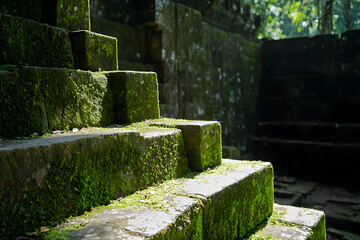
[0, 1, 325, 239]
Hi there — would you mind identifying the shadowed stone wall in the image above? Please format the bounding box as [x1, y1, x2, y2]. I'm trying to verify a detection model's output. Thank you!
[90, 0, 262, 153]
[254, 30, 360, 187]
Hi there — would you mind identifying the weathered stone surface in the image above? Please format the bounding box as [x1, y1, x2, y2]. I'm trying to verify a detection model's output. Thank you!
[0, 67, 112, 138]
[91, 18, 147, 63]
[0, 125, 188, 238]
[147, 118, 222, 171]
[42, 0, 90, 31]
[0, 13, 74, 68]
[70, 30, 118, 71]
[247, 203, 326, 240]
[42, 159, 273, 239]
[106, 71, 160, 124]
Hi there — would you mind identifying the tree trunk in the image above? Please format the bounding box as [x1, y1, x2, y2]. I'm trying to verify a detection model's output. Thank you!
[320, 0, 333, 34]
[344, 0, 352, 30]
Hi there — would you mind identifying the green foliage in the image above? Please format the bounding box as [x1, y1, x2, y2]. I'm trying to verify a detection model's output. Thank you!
[247, 0, 360, 39]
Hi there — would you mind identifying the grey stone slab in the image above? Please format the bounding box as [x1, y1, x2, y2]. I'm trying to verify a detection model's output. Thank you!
[56, 195, 199, 239]
[258, 224, 312, 240]
[247, 203, 326, 240]
[274, 204, 325, 228]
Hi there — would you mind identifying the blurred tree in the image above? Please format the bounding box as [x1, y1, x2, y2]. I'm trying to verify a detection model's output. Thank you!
[319, 0, 333, 34]
[246, 0, 359, 39]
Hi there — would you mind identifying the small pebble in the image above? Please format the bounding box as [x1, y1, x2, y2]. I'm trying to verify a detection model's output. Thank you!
[72, 128, 79, 133]
[52, 130, 63, 135]
[32, 132, 39, 136]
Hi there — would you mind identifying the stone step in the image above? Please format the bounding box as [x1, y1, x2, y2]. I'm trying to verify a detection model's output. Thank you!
[69, 30, 118, 71]
[0, 13, 74, 68]
[41, 159, 274, 240]
[256, 121, 360, 143]
[0, 124, 189, 239]
[0, 67, 160, 138]
[146, 118, 222, 172]
[252, 136, 360, 187]
[245, 203, 325, 240]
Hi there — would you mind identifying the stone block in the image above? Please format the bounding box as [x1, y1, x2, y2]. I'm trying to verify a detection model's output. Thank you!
[0, 13, 74, 68]
[106, 71, 160, 124]
[43, 0, 91, 31]
[70, 30, 118, 71]
[147, 118, 222, 171]
[0, 125, 188, 238]
[0, 67, 112, 138]
[247, 204, 326, 240]
[41, 160, 273, 240]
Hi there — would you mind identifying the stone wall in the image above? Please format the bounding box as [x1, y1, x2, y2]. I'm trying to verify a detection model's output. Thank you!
[90, 0, 262, 153]
[254, 30, 360, 186]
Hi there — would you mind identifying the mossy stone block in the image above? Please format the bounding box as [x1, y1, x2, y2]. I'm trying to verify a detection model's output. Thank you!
[42, 0, 90, 31]
[0, 126, 188, 238]
[70, 30, 118, 71]
[179, 160, 274, 239]
[0, 13, 74, 68]
[56, 0, 90, 31]
[0, 66, 111, 138]
[147, 118, 222, 172]
[106, 71, 160, 124]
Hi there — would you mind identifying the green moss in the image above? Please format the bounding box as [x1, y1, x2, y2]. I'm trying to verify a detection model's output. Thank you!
[309, 214, 326, 240]
[0, 13, 74, 68]
[106, 71, 160, 124]
[0, 67, 112, 138]
[147, 119, 222, 171]
[202, 164, 274, 239]
[1, 124, 189, 238]
[56, 0, 91, 31]
[70, 30, 118, 71]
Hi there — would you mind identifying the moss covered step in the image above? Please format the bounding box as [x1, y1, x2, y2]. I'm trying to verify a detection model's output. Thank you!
[0, 13, 74, 68]
[0, 124, 189, 238]
[146, 118, 222, 172]
[246, 204, 326, 240]
[42, 159, 274, 240]
[70, 30, 118, 71]
[106, 71, 160, 124]
[0, 66, 113, 138]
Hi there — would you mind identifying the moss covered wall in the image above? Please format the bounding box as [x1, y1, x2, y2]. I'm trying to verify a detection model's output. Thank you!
[154, 1, 262, 152]
[89, 1, 261, 153]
